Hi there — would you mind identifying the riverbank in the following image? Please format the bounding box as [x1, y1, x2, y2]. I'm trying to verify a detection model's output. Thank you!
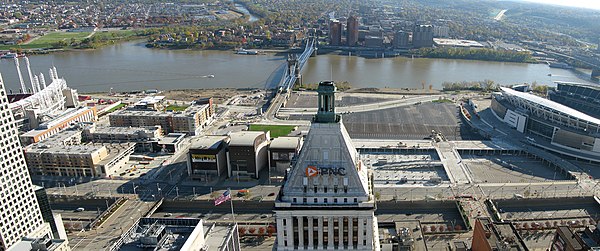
[0, 29, 148, 54]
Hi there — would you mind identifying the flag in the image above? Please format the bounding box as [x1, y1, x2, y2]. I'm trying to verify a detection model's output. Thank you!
[214, 189, 231, 206]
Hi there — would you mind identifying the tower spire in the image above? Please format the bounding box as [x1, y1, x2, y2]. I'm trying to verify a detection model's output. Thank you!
[315, 81, 339, 123]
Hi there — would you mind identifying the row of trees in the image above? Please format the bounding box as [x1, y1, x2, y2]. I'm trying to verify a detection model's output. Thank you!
[442, 80, 498, 92]
[239, 225, 276, 237]
[419, 48, 535, 63]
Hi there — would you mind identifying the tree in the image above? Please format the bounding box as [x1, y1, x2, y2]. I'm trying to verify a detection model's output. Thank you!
[267, 225, 276, 237]
[239, 227, 247, 236]
[258, 227, 266, 237]
[249, 227, 257, 234]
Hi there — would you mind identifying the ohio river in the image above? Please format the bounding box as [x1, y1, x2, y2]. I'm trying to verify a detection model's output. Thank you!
[0, 41, 593, 93]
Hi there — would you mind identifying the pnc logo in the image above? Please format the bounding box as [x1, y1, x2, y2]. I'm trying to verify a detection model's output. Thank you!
[305, 166, 318, 177]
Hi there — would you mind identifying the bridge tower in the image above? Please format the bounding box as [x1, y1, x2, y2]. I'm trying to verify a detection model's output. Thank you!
[592, 68, 600, 79]
[286, 54, 297, 76]
[310, 38, 318, 57]
[294, 60, 302, 86]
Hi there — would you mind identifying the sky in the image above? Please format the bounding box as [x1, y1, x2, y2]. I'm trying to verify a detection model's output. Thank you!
[518, 0, 600, 10]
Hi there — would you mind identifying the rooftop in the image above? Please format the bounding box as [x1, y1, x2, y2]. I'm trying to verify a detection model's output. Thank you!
[190, 135, 229, 150]
[501, 87, 600, 125]
[158, 133, 186, 145]
[228, 131, 266, 146]
[434, 38, 485, 47]
[269, 136, 301, 149]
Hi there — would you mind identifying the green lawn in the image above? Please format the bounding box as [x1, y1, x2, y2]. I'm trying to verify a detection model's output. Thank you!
[0, 30, 140, 51]
[248, 124, 296, 138]
[0, 31, 91, 50]
[165, 104, 190, 112]
[105, 103, 126, 113]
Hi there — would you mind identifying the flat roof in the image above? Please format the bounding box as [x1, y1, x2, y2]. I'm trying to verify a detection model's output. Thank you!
[270, 136, 300, 149]
[204, 224, 234, 250]
[501, 87, 600, 125]
[228, 131, 265, 146]
[158, 133, 185, 145]
[190, 135, 228, 150]
[434, 38, 484, 47]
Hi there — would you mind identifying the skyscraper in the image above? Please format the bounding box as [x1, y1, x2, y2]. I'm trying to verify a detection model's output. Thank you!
[329, 19, 342, 46]
[0, 74, 50, 250]
[394, 30, 410, 49]
[347, 16, 359, 46]
[412, 24, 434, 48]
[275, 81, 379, 250]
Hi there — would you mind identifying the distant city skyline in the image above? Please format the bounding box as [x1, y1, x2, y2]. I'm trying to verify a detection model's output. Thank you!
[519, 0, 600, 10]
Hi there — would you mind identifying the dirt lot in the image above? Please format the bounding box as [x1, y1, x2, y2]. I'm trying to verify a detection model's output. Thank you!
[162, 88, 258, 104]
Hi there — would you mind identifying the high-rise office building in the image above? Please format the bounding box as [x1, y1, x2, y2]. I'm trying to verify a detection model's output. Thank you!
[412, 24, 434, 48]
[0, 74, 50, 250]
[329, 19, 342, 46]
[275, 81, 379, 250]
[393, 30, 410, 49]
[433, 25, 449, 38]
[347, 16, 359, 46]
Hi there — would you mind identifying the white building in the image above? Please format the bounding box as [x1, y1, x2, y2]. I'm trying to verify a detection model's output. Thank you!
[0, 74, 54, 249]
[275, 81, 380, 251]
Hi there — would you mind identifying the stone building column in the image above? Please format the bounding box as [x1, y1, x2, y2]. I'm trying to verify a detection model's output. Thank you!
[308, 217, 314, 249]
[357, 218, 365, 249]
[298, 216, 304, 249]
[348, 217, 354, 249]
[328, 217, 334, 249]
[338, 217, 344, 248]
[286, 216, 294, 249]
[277, 218, 285, 249]
[318, 217, 324, 250]
[366, 218, 374, 250]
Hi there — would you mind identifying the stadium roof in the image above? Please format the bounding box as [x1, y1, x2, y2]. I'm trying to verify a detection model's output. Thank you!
[501, 87, 600, 125]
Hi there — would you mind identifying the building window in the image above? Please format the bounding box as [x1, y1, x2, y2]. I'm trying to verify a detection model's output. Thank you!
[293, 198, 297, 203]
[324, 187, 328, 193]
[334, 198, 338, 203]
[314, 198, 318, 203]
[303, 198, 307, 204]
[324, 198, 328, 203]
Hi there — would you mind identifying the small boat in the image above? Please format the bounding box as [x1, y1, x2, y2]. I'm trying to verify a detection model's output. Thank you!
[236, 48, 258, 55]
[207, 75, 215, 78]
[0, 53, 22, 59]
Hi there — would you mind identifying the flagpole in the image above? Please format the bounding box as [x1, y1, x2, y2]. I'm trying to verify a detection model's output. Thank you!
[229, 188, 236, 223]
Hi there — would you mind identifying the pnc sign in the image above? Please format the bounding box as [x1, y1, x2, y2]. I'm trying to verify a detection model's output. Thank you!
[305, 165, 346, 177]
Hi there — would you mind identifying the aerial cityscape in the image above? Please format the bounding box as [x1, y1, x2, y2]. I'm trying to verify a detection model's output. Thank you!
[0, 0, 599, 251]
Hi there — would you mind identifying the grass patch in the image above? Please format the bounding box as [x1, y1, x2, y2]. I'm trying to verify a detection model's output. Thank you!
[0, 30, 141, 50]
[249, 124, 296, 138]
[165, 104, 189, 112]
[432, 98, 454, 103]
[105, 103, 126, 113]
[0, 31, 91, 50]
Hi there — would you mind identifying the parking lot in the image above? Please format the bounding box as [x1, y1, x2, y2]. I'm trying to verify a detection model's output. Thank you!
[363, 152, 448, 184]
[493, 197, 600, 223]
[462, 154, 571, 183]
[50, 197, 117, 231]
[286, 92, 390, 108]
[377, 201, 467, 231]
[344, 102, 482, 140]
